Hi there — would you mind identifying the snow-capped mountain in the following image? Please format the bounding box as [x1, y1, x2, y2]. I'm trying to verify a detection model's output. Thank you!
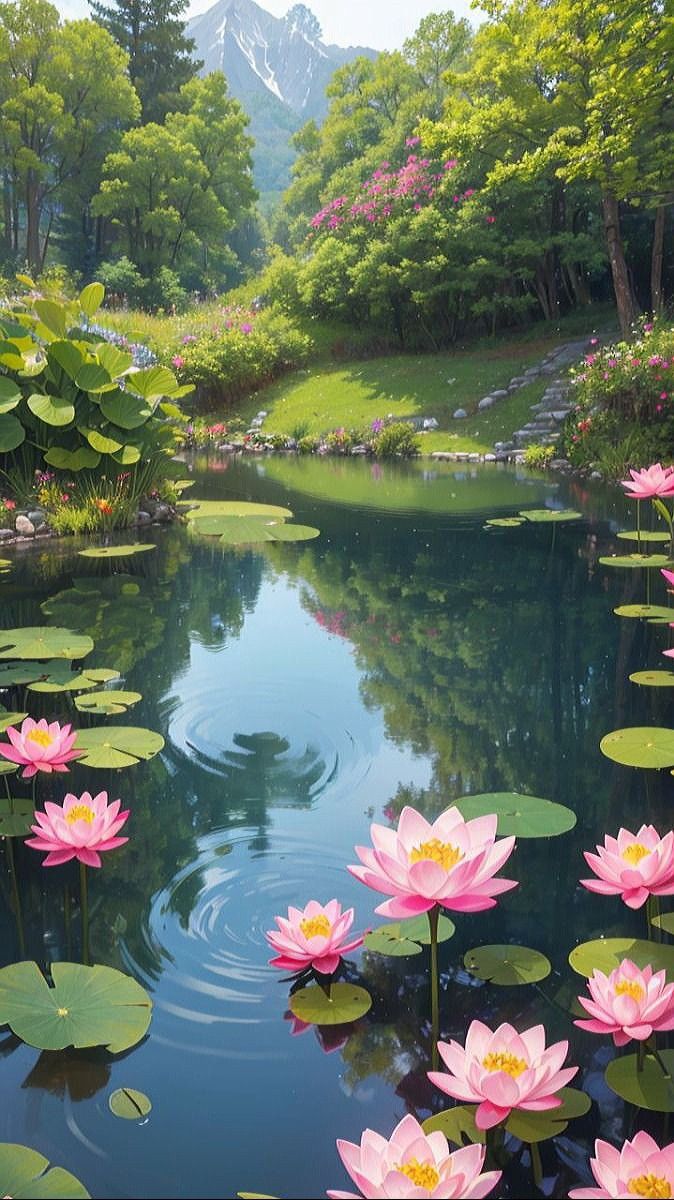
[188, 1, 376, 192]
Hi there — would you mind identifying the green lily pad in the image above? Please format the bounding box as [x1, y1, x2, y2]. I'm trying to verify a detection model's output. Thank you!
[454, 792, 576, 838]
[75, 690, 141, 715]
[108, 1088, 152, 1120]
[652, 914, 674, 936]
[365, 914, 455, 956]
[0, 662, 40, 686]
[184, 500, 292, 521]
[464, 944, 551, 985]
[289, 982, 371, 1025]
[74, 725, 164, 768]
[28, 665, 121, 694]
[630, 671, 674, 688]
[237, 1194, 278, 1199]
[0, 627, 93, 661]
[600, 727, 674, 768]
[77, 544, 156, 559]
[190, 515, 319, 545]
[519, 509, 582, 523]
[617, 530, 671, 543]
[0, 762, 18, 775]
[0, 798, 34, 837]
[605, 1051, 674, 1112]
[0, 710, 27, 733]
[484, 518, 526, 528]
[614, 605, 674, 619]
[505, 1088, 591, 1142]
[423, 1105, 484, 1146]
[0, 1143, 90, 1199]
[569, 937, 674, 979]
[599, 554, 672, 569]
[0, 961, 152, 1052]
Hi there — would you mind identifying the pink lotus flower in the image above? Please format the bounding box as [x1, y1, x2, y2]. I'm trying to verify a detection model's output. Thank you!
[348, 805, 517, 919]
[0, 717, 80, 778]
[25, 791, 129, 867]
[575, 958, 674, 1046]
[428, 1020, 577, 1131]
[620, 463, 674, 498]
[581, 824, 674, 908]
[171, 354, 185, 369]
[265, 899, 363, 974]
[662, 568, 674, 589]
[569, 1131, 674, 1198]
[327, 1113, 501, 1199]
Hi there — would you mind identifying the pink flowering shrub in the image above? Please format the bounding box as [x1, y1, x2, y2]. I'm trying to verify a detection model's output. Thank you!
[310, 153, 464, 233]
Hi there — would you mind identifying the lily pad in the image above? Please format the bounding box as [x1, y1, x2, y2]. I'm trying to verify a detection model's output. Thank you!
[184, 500, 292, 521]
[599, 554, 672, 569]
[75, 690, 141, 715]
[77, 544, 156, 559]
[0, 710, 27, 733]
[614, 605, 674, 619]
[0, 798, 34, 837]
[454, 792, 576, 838]
[484, 518, 526, 528]
[605, 1051, 674, 1112]
[652, 914, 674, 936]
[0, 961, 152, 1052]
[0, 628, 93, 661]
[423, 1105, 484, 1146]
[365, 914, 455, 956]
[0, 762, 18, 775]
[190, 515, 319, 545]
[0, 1143, 90, 1199]
[630, 671, 674, 688]
[0, 663, 42, 686]
[599, 727, 674, 768]
[519, 509, 582, 523]
[74, 725, 164, 768]
[463, 944, 551, 985]
[28, 665, 121, 694]
[505, 1088, 591, 1142]
[108, 1088, 152, 1120]
[569, 937, 674, 979]
[617, 530, 671, 543]
[289, 983, 371, 1025]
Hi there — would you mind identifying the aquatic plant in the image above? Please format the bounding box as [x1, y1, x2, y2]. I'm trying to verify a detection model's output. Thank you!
[25, 790, 129, 868]
[620, 463, 674, 499]
[266, 900, 363, 975]
[581, 825, 674, 908]
[0, 717, 80, 778]
[568, 1131, 674, 1199]
[575, 959, 674, 1046]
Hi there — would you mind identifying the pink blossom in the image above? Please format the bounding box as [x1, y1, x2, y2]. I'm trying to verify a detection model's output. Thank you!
[405, 136, 421, 147]
[428, 1020, 577, 1131]
[327, 1113, 501, 1199]
[569, 1132, 674, 1199]
[575, 958, 674, 1046]
[171, 355, 185, 369]
[26, 791, 129, 868]
[443, 159, 458, 170]
[265, 899, 363, 974]
[486, 216, 496, 224]
[620, 463, 674, 499]
[0, 718, 80, 779]
[644, 321, 655, 332]
[581, 824, 674, 908]
[661, 392, 668, 400]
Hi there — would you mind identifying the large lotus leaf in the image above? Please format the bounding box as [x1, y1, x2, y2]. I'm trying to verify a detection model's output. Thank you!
[600, 727, 674, 768]
[74, 725, 164, 768]
[0, 961, 152, 1053]
[34, 300, 67, 338]
[364, 914, 455, 957]
[75, 690, 141, 715]
[0, 709, 28, 732]
[99, 389, 152, 429]
[289, 982, 371, 1025]
[630, 671, 674, 688]
[454, 792, 576, 838]
[615, 604, 673, 619]
[190, 515, 319, 544]
[95, 344, 133, 378]
[0, 377, 21, 412]
[47, 340, 84, 380]
[28, 663, 120, 694]
[77, 544, 156, 559]
[82, 427, 123, 454]
[519, 509, 582, 523]
[605, 1051, 674, 1112]
[184, 500, 292, 520]
[423, 1106, 484, 1146]
[599, 554, 672, 569]
[484, 517, 525, 528]
[569, 937, 674, 979]
[78, 282, 104, 318]
[505, 1088, 591, 1143]
[0, 662, 45, 685]
[0, 798, 35, 837]
[125, 365, 180, 399]
[75, 362, 113, 394]
[0, 1143, 90, 1199]
[108, 1087, 152, 1120]
[0, 762, 18, 776]
[0, 627, 93, 660]
[263, 522, 320, 543]
[617, 530, 671, 543]
[464, 944, 551, 985]
[0, 413, 25, 451]
[44, 446, 101, 471]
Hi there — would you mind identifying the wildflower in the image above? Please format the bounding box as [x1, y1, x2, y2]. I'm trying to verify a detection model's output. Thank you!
[94, 498, 113, 515]
[171, 355, 186, 369]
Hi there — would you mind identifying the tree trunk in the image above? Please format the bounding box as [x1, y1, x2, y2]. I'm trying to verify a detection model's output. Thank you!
[565, 260, 591, 307]
[601, 191, 637, 338]
[651, 204, 666, 315]
[25, 174, 42, 274]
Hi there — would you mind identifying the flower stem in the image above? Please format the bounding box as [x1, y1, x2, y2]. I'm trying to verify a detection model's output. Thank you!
[637, 500, 642, 554]
[637, 1040, 646, 1073]
[64, 885, 72, 960]
[428, 905, 440, 1072]
[530, 1141, 543, 1188]
[648, 1041, 672, 1079]
[5, 837, 25, 958]
[4, 775, 13, 814]
[79, 861, 90, 966]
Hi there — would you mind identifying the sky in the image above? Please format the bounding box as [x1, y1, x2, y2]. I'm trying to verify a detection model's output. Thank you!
[54, 0, 481, 52]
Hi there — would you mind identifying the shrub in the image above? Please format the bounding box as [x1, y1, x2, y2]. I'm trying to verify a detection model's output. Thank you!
[371, 422, 420, 458]
[298, 434, 320, 454]
[523, 444, 555, 468]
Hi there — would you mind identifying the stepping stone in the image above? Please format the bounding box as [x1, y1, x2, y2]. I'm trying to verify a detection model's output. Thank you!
[478, 396, 495, 410]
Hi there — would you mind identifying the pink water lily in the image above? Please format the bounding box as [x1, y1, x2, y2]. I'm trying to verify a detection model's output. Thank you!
[620, 463, 674, 498]
[348, 805, 517, 919]
[575, 958, 674, 1046]
[428, 1020, 577, 1131]
[25, 791, 129, 867]
[581, 824, 674, 908]
[326, 1113, 501, 1199]
[662, 567, 674, 589]
[0, 717, 80, 778]
[569, 1131, 674, 1198]
[265, 899, 363, 974]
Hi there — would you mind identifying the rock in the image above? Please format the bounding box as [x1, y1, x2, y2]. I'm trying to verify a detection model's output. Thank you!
[552, 410, 571, 423]
[256, 410, 268, 418]
[136, 510, 152, 525]
[491, 389, 508, 399]
[469, 453, 481, 461]
[509, 376, 527, 386]
[431, 451, 452, 460]
[153, 502, 171, 522]
[453, 408, 467, 419]
[14, 515, 34, 536]
[351, 445, 368, 455]
[217, 442, 236, 452]
[27, 509, 46, 527]
[590, 470, 603, 481]
[484, 453, 496, 462]
[0, 528, 13, 541]
[478, 397, 495, 411]
[423, 417, 439, 430]
[249, 419, 263, 430]
[523, 366, 540, 378]
[550, 458, 570, 471]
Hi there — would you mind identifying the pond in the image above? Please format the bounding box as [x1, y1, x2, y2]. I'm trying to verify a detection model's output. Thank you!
[1, 454, 673, 1199]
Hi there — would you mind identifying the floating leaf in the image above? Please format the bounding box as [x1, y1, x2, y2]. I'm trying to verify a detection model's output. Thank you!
[505, 1088, 591, 1142]
[74, 725, 164, 768]
[652, 914, 674, 936]
[184, 500, 293, 521]
[617, 530, 671, 543]
[519, 509, 582, 523]
[0, 1143, 90, 1199]
[464, 944, 551, 985]
[0, 627, 93, 661]
[28, 664, 121, 694]
[614, 605, 673, 619]
[190, 515, 319, 545]
[237, 1194, 278, 1199]
[0, 798, 34, 837]
[454, 792, 576, 838]
[108, 1088, 151, 1120]
[423, 1106, 484, 1146]
[77, 544, 156, 559]
[0, 413, 25, 452]
[569, 937, 674, 979]
[599, 554, 672, 569]
[0, 961, 152, 1052]
[289, 983, 371, 1025]
[484, 518, 526, 528]
[78, 282, 105, 318]
[605, 1051, 674, 1112]
[0, 710, 27, 732]
[27, 393, 75, 427]
[0, 762, 18, 775]
[630, 671, 674, 688]
[75, 690, 141, 715]
[600, 727, 674, 768]
[364, 914, 455, 956]
[399, 914, 455, 945]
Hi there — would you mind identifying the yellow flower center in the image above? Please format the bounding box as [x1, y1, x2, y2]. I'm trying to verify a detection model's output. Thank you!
[57, 1007, 69, 1017]
[622, 843, 651, 865]
[627, 1174, 672, 1198]
[26, 729, 54, 748]
[482, 1051, 528, 1078]
[409, 838, 463, 872]
[615, 979, 646, 1002]
[65, 804, 94, 825]
[300, 914, 331, 939]
[396, 1160, 440, 1191]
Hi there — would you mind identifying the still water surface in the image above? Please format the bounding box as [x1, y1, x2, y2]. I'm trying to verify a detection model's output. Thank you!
[1, 456, 672, 1198]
